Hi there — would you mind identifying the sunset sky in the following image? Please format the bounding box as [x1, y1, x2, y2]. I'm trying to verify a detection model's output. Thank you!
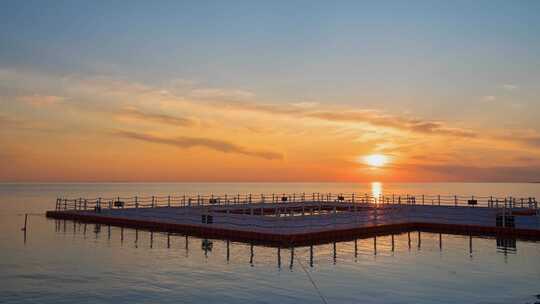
[1, 1, 539, 182]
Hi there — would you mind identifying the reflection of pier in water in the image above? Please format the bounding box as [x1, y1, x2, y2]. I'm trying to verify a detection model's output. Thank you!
[53, 219, 519, 268]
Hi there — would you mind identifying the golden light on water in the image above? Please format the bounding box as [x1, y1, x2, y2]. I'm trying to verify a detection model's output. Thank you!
[363, 154, 389, 168]
[371, 182, 382, 203]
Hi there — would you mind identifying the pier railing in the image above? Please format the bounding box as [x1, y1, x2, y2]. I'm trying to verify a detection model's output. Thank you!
[54, 193, 538, 212]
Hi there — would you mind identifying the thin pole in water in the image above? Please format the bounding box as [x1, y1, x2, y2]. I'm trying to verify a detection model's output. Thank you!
[22, 213, 28, 244]
[21, 214, 28, 231]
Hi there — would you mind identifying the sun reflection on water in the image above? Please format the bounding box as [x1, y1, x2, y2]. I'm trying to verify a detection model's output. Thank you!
[371, 182, 383, 203]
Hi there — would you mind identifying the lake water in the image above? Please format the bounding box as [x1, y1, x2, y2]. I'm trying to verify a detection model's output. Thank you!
[1, 183, 540, 303]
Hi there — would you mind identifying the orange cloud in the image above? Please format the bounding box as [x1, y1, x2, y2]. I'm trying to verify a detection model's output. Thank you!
[18, 94, 64, 106]
[112, 130, 283, 160]
[116, 107, 196, 127]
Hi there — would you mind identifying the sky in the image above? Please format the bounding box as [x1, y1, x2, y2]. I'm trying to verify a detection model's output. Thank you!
[1, 1, 540, 182]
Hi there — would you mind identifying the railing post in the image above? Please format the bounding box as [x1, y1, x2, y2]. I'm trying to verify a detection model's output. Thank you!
[84, 199, 87, 210]
[64, 199, 67, 210]
[454, 195, 457, 207]
[422, 195, 424, 205]
[152, 196, 155, 208]
[503, 198, 507, 227]
[135, 196, 138, 209]
[437, 195, 440, 206]
[168, 195, 171, 207]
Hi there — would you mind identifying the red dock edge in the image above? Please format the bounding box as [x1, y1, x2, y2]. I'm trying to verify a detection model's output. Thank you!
[45, 210, 540, 247]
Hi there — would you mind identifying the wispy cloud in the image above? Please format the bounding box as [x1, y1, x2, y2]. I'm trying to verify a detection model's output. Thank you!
[307, 111, 477, 138]
[502, 84, 518, 91]
[214, 101, 476, 138]
[17, 94, 64, 106]
[116, 107, 196, 127]
[498, 133, 540, 148]
[190, 88, 255, 101]
[482, 95, 496, 102]
[112, 130, 283, 160]
[0, 114, 59, 132]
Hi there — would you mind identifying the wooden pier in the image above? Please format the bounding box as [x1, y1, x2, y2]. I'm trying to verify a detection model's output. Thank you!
[46, 193, 540, 246]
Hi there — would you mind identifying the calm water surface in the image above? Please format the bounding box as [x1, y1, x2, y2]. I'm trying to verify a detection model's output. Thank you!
[1, 183, 540, 303]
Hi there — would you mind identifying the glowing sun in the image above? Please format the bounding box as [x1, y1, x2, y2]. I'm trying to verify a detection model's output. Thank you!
[363, 154, 389, 167]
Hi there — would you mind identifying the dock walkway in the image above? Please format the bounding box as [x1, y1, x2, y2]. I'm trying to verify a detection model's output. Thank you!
[46, 193, 540, 246]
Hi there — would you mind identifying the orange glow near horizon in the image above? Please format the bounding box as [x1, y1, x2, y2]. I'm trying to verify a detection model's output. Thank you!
[0, 70, 539, 183]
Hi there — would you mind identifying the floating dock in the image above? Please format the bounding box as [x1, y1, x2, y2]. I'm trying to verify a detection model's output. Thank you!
[46, 193, 540, 246]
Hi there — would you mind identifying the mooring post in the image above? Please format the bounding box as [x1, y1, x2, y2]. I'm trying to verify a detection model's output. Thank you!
[333, 205, 337, 226]
[289, 247, 294, 269]
[23, 213, 28, 232]
[309, 245, 314, 267]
